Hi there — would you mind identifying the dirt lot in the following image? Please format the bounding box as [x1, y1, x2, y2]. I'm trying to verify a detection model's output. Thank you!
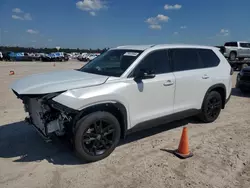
[0, 61, 250, 188]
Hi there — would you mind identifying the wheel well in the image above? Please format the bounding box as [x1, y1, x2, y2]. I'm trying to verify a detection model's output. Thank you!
[73, 103, 128, 138]
[230, 51, 237, 57]
[206, 85, 226, 109]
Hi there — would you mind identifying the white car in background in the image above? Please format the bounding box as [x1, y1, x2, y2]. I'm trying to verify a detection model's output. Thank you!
[223, 41, 250, 61]
[77, 53, 89, 61]
[87, 54, 98, 61]
[10, 44, 232, 162]
[81, 53, 88, 60]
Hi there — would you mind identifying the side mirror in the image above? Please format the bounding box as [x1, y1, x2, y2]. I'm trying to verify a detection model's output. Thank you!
[134, 69, 155, 80]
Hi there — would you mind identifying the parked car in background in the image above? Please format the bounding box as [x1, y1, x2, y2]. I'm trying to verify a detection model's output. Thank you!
[84, 53, 100, 61]
[41, 54, 53, 62]
[28, 53, 43, 61]
[222, 41, 250, 61]
[236, 66, 250, 93]
[57, 52, 69, 61]
[77, 53, 88, 61]
[86, 54, 98, 61]
[71, 52, 81, 59]
[16, 52, 41, 61]
[41, 52, 69, 62]
[10, 44, 232, 162]
[66, 53, 73, 60]
[2, 51, 14, 61]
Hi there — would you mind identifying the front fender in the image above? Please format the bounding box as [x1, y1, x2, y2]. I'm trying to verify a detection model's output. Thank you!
[52, 83, 131, 127]
[53, 85, 129, 109]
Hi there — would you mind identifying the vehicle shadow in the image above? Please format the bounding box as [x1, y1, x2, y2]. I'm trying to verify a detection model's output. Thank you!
[0, 117, 199, 165]
[231, 88, 250, 98]
[0, 121, 82, 165]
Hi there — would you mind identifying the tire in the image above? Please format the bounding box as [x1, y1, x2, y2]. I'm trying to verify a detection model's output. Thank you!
[199, 91, 222, 123]
[74, 111, 121, 162]
[229, 52, 236, 61]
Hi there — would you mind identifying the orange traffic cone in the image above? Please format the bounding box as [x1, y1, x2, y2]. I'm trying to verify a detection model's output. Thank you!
[9, 71, 15, 75]
[174, 127, 193, 159]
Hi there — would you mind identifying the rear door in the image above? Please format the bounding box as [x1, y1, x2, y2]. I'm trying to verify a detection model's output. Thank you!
[239, 43, 249, 57]
[169, 48, 213, 113]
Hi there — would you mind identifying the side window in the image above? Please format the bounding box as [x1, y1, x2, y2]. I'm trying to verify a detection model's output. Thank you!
[133, 50, 171, 75]
[171, 49, 203, 72]
[225, 42, 238, 47]
[198, 49, 220, 68]
[240, 43, 248, 48]
[232, 42, 238, 47]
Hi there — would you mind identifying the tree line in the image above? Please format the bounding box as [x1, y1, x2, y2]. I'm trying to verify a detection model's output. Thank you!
[0, 45, 223, 54]
[0, 46, 109, 54]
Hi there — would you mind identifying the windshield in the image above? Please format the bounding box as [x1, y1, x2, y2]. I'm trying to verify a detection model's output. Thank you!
[79, 49, 143, 77]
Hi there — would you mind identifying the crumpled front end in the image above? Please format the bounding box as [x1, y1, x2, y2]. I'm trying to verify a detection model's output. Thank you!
[12, 90, 77, 140]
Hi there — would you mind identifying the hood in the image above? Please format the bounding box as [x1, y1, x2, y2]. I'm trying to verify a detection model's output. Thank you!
[10, 70, 109, 94]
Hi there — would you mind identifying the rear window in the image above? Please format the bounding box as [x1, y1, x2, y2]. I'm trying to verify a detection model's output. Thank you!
[224, 42, 238, 47]
[170, 48, 221, 72]
[240, 43, 250, 48]
[198, 49, 220, 68]
[171, 49, 203, 72]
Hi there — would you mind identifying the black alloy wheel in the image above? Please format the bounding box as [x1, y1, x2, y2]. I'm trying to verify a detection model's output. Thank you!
[206, 97, 221, 119]
[82, 119, 115, 155]
[74, 111, 121, 162]
[199, 91, 222, 123]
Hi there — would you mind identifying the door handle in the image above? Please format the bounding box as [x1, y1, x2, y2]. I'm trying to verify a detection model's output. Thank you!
[163, 80, 174, 86]
[202, 74, 209, 79]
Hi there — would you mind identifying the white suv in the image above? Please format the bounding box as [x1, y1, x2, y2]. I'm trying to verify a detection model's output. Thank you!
[10, 44, 232, 162]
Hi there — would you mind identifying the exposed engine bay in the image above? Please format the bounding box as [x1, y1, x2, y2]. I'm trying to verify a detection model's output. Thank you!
[14, 91, 76, 139]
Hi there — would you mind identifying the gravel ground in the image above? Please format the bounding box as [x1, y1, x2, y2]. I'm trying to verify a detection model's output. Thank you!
[0, 61, 250, 188]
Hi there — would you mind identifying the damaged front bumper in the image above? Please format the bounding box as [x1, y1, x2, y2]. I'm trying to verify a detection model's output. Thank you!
[25, 116, 52, 142]
[12, 90, 76, 141]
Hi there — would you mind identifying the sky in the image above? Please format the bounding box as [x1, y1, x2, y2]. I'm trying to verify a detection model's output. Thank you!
[1, 0, 250, 49]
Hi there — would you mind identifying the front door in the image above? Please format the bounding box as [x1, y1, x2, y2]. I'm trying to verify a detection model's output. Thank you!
[123, 49, 175, 128]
